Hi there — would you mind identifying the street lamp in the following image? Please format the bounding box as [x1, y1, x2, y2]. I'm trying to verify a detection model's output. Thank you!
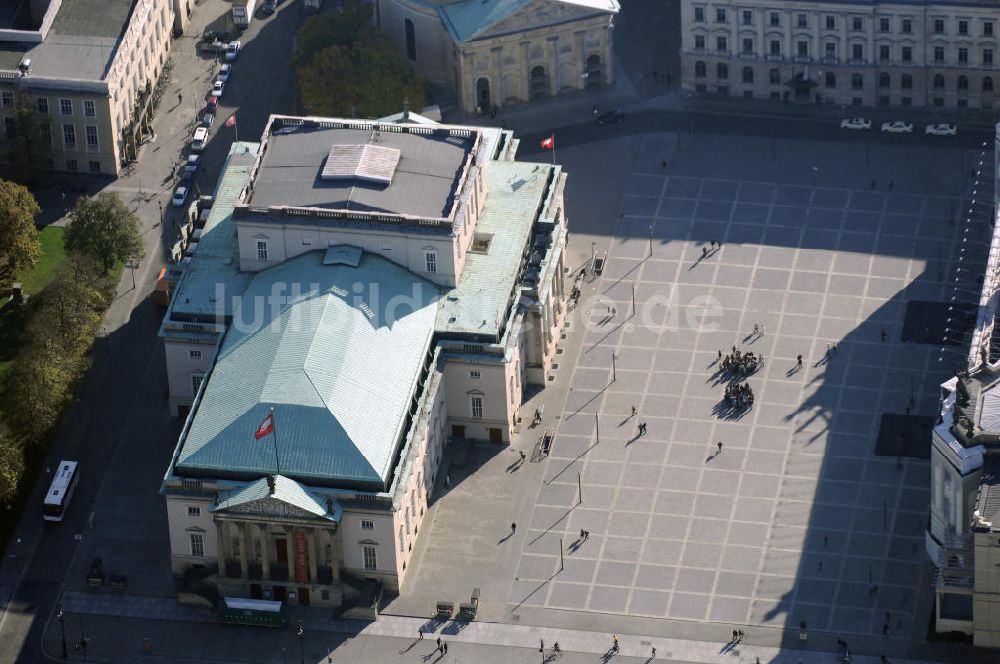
[297, 623, 304, 664]
[57, 604, 67, 659]
[158, 200, 163, 225]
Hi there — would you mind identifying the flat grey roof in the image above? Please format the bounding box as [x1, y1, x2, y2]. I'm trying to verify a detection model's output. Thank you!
[249, 124, 474, 218]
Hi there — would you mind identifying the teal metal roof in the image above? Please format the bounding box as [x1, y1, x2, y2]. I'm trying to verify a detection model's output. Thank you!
[436, 161, 553, 336]
[167, 143, 259, 321]
[212, 475, 342, 522]
[175, 250, 441, 488]
[437, 0, 619, 43]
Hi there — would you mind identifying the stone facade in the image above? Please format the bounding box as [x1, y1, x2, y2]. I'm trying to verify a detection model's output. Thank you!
[679, 0, 1000, 109]
[378, 0, 617, 114]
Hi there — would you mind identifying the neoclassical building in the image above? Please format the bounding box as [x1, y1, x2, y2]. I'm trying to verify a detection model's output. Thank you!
[375, 0, 619, 113]
[160, 112, 570, 608]
[680, 0, 1000, 109]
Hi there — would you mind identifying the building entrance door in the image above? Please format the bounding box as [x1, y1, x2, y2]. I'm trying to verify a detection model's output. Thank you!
[489, 428, 503, 443]
[275, 538, 289, 565]
[451, 425, 465, 438]
[298, 588, 310, 605]
[476, 77, 491, 112]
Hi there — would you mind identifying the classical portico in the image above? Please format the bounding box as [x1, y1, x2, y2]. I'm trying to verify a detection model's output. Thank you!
[211, 476, 344, 607]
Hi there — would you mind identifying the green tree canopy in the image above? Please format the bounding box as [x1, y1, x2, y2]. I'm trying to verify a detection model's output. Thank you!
[297, 36, 425, 118]
[7, 94, 52, 185]
[0, 432, 25, 502]
[64, 193, 144, 274]
[0, 179, 41, 287]
[294, 0, 375, 68]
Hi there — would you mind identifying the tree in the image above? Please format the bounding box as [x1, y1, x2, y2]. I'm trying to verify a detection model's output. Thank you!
[64, 193, 144, 274]
[0, 431, 25, 502]
[0, 179, 41, 288]
[297, 37, 425, 118]
[294, 0, 374, 68]
[6, 94, 52, 185]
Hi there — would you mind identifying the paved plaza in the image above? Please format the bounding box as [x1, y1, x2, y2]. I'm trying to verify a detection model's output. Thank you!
[503, 133, 990, 646]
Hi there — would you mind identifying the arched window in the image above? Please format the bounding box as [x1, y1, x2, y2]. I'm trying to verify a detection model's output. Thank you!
[851, 73, 864, 90]
[933, 74, 945, 89]
[958, 75, 969, 90]
[769, 68, 780, 85]
[879, 73, 890, 88]
[716, 63, 729, 79]
[901, 74, 912, 90]
[984, 76, 994, 92]
[530, 66, 548, 99]
[742, 66, 754, 84]
[695, 61, 706, 77]
[404, 19, 416, 61]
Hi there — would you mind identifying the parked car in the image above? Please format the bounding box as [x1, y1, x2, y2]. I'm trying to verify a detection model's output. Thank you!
[839, 118, 871, 130]
[218, 63, 232, 83]
[202, 30, 230, 43]
[201, 113, 215, 129]
[595, 110, 625, 125]
[171, 186, 189, 208]
[880, 120, 913, 133]
[206, 97, 219, 114]
[210, 80, 225, 98]
[199, 40, 227, 55]
[192, 127, 208, 151]
[226, 41, 241, 61]
[925, 123, 957, 136]
[184, 155, 200, 175]
[261, 0, 277, 14]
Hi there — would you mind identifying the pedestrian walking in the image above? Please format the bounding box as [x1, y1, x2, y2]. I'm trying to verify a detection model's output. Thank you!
[702, 247, 708, 258]
[882, 624, 889, 635]
[826, 343, 832, 357]
[419, 627, 424, 640]
[553, 642, 560, 652]
[540, 639, 544, 652]
[444, 643, 448, 654]
[731, 629, 738, 642]
[437, 637, 442, 649]
[581, 528, 586, 540]
[631, 405, 637, 417]
[612, 635, 620, 652]
[717, 441, 723, 454]
[881, 329, 887, 342]
[511, 522, 517, 533]
[445, 474, 451, 488]
[661, 159, 667, 169]
[519, 450, 526, 462]
[753, 323, 759, 335]
[651, 645, 656, 658]
[178, 92, 183, 105]
[718, 349, 723, 361]
[796, 354, 803, 368]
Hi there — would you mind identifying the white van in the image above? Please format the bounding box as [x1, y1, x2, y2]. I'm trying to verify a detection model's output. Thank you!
[192, 127, 209, 152]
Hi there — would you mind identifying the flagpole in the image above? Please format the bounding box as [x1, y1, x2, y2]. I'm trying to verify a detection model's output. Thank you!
[270, 406, 280, 475]
[552, 136, 556, 165]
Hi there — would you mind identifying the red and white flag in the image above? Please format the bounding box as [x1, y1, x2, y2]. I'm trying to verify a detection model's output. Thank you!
[225, 113, 237, 128]
[254, 412, 274, 440]
[539, 135, 554, 150]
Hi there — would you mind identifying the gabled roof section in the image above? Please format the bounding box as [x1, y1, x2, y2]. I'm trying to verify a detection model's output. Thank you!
[212, 475, 342, 522]
[438, 0, 619, 44]
[174, 250, 441, 489]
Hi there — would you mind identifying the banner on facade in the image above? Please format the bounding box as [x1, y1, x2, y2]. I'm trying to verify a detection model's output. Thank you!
[294, 529, 309, 583]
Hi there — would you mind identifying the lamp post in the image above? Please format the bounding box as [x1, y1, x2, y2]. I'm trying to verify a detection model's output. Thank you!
[297, 623, 304, 664]
[57, 604, 67, 659]
[158, 200, 163, 225]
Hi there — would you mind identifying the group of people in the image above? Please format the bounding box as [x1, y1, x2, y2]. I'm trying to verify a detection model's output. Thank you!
[724, 381, 755, 409]
[719, 348, 763, 378]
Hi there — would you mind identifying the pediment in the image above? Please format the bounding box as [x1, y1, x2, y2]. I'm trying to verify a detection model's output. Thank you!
[219, 496, 324, 521]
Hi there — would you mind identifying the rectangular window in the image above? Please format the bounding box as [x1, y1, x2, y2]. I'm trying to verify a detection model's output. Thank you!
[471, 395, 484, 419]
[187, 506, 201, 517]
[40, 122, 51, 145]
[190, 533, 204, 556]
[879, 45, 890, 62]
[797, 14, 807, 28]
[256, 240, 268, 261]
[300, 237, 312, 246]
[901, 19, 911, 34]
[797, 41, 808, 58]
[360, 519, 374, 530]
[694, 6, 704, 22]
[934, 46, 945, 63]
[717, 63, 728, 79]
[85, 125, 98, 149]
[715, 8, 726, 23]
[934, 19, 944, 34]
[985, 21, 994, 37]
[60, 98, 72, 115]
[825, 16, 835, 30]
[3, 117, 13, 139]
[959, 47, 968, 64]
[742, 38, 753, 54]
[852, 17, 863, 31]
[902, 46, 912, 63]
[695, 35, 705, 50]
[769, 12, 779, 27]
[825, 71, 836, 88]
[425, 251, 437, 273]
[742, 10, 752, 25]
[985, 49, 994, 65]
[769, 41, 780, 56]
[362, 545, 377, 570]
[825, 42, 836, 58]
[88, 160, 101, 174]
[958, 20, 968, 36]
[1, 90, 12, 108]
[36, 97, 48, 114]
[83, 100, 95, 117]
[66, 159, 78, 172]
[852, 44, 863, 61]
[191, 374, 204, 395]
[470, 370, 481, 379]
[879, 17, 889, 33]
[716, 36, 727, 52]
[189, 350, 202, 359]
[62, 123, 75, 148]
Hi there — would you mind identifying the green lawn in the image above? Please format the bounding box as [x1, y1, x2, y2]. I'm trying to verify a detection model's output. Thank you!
[0, 227, 68, 384]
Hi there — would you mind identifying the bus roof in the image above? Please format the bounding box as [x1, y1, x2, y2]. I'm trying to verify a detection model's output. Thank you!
[222, 597, 283, 612]
[43, 461, 78, 505]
